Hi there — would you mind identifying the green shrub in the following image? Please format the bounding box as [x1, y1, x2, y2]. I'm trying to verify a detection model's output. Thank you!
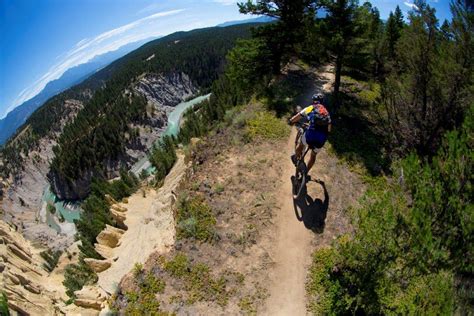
[239, 296, 256, 315]
[40, 249, 62, 272]
[47, 203, 56, 214]
[306, 247, 339, 314]
[306, 112, 473, 314]
[246, 111, 289, 140]
[380, 271, 455, 315]
[139, 169, 148, 180]
[358, 85, 380, 104]
[176, 195, 217, 242]
[214, 183, 225, 194]
[58, 212, 65, 223]
[164, 254, 230, 307]
[164, 253, 190, 278]
[63, 261, 98, 299]
[0, 292, 9, 316]
[133, 262, 143, 277]
[140, 272, 166, 294]
[124, 272, 167, 315]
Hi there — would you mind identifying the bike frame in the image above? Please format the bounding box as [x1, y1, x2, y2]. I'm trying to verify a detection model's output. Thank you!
[295, 124, 311, 164]
[293, 124, 311, 199]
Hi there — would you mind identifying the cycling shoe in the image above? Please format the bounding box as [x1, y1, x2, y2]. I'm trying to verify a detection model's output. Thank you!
[291, 154, 297, 166]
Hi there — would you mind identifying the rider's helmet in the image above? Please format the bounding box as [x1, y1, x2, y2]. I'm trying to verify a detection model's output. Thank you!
[312, 93, 324, 104]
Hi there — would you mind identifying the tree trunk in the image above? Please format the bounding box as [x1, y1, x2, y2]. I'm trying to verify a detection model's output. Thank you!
[333, 53, 343, 111]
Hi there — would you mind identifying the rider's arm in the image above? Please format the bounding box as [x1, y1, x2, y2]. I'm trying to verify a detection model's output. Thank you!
[328, 123, 332, 132]
[289, 113, 302, 125]
[290, 105, 313, 125]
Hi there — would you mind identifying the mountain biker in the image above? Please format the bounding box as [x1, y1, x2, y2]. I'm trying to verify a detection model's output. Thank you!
[289, 93, 332, 175]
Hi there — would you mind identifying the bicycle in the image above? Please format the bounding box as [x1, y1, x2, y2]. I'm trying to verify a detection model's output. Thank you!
[292, 122, 311, 199]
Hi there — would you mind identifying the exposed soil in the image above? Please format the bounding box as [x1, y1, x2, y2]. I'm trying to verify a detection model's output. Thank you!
[263, 64, 365, 315]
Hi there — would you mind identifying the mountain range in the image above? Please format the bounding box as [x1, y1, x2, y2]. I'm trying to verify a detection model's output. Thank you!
[0, 17, 276, 146]
[0, 37, 156, 145]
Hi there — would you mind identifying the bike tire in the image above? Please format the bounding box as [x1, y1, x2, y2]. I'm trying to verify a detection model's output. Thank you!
[295, 129, 302, 147]
[293, 162, 307, 199]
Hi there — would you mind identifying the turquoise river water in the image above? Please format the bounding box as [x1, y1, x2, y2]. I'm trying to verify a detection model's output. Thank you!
[42, 93, 211, 231]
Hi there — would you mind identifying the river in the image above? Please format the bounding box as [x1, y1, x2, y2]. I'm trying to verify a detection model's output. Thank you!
[41, 93, 211, 234]
[130, 93, 210, 175]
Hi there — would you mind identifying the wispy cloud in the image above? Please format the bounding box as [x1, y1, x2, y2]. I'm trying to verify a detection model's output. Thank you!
[404, 1, 418, 9]
[9, 9, 185, 113]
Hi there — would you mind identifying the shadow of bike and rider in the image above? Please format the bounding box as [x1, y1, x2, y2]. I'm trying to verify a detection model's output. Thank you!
[292, 179, 329, 234]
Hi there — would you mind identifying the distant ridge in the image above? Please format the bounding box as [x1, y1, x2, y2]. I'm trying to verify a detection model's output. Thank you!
[217, 16, 275, 27]
[0, 37, 157, 145]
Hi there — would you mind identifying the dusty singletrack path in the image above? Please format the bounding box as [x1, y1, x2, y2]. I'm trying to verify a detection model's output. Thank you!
[263, 127, 315, 315]
[263, 65, 342, 315]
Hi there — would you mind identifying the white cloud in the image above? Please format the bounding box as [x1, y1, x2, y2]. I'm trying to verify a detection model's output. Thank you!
[404, 1, 418, 9]
[10, 9, 185, 112]
[214, 0, 239, 6]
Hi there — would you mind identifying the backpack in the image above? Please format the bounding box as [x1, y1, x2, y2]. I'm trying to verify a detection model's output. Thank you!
[308, 104, 330, 128]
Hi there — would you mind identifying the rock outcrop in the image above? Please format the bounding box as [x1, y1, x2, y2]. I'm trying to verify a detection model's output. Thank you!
[71, 152, 187, 312]
[73, 285, 107, 310]
[96, 225, 124, 248]
[84, 258, 112, 273]
[0, 220, 60, 314]
[134, 72, 197, 108]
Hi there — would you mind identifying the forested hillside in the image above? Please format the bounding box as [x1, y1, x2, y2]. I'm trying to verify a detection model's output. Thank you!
[0, 24, 256, 197]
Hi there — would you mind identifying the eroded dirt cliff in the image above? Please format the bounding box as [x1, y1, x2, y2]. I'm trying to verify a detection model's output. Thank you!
[0, 220, 65, 314]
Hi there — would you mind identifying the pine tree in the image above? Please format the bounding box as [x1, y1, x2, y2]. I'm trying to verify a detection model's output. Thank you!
[394, 5, 404, 29]
[385, 6, 404, 60]
[440, 19, 452, 40]
[319, 0, 358, 108]
[382, 0, 472, 155]
[238, 0, 317, 73]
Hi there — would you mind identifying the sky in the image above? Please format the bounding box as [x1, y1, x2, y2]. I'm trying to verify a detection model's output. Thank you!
[0, 0, 452, 119]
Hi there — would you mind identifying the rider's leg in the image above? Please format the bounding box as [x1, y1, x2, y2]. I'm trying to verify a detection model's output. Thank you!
[295, 141, 304, 159]
[307, 150, 317, 172]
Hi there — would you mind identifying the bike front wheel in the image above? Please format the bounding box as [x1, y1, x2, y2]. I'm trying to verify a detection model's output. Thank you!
[293, 162, 307, 199]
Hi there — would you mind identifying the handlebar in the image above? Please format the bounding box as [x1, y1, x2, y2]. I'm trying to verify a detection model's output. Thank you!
[295, 122, 310, 129]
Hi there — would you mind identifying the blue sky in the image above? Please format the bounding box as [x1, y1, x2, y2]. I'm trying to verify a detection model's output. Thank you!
[0, 0, 452, 119]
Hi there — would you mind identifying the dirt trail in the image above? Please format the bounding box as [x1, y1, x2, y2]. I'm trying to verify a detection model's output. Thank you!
[263, 65, 337, 315]
[263, 128, 315, 315]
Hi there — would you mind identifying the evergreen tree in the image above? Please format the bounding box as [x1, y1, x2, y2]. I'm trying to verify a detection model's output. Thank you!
[385, 6, 404, 60]
[383, 0, 473, 155]
[238, 0, 317, 73]
[440, 19, 452, 40]
[394, 5, 404, 29]
[318, 0, 358, 108]
[369, 6, 385, 78]
[226, 38, 272, 95]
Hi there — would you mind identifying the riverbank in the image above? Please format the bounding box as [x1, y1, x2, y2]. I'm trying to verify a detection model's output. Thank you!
[37, 93, 210, 239]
